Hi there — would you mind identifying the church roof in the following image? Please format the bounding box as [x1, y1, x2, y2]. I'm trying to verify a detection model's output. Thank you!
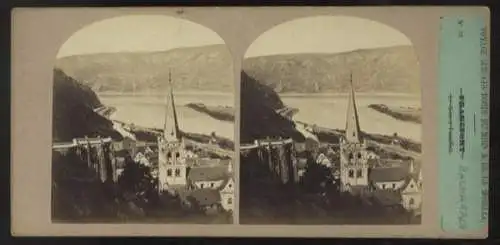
[369, 166, 409, 182]
[188, 165, 229, 182]
[372, 189, 402, 206]
[344, 73, 362, 143]
[162, 70, 180, 141]
[189, 189, 221, 206]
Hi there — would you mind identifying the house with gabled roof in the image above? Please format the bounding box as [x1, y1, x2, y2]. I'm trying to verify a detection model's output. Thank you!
[369, 165, 409, 191]
[367, 159, 422, 211]
[218, 176, 234, 212]
[188, 164, 229, 190]
[184, 160, 234, 212]
[180, 188, 222, 215]
[399, 161, 422, 211]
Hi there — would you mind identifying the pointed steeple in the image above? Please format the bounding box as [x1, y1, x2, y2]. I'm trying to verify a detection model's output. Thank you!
[163, 69, 180, 141]
[345, 72, 362, 143]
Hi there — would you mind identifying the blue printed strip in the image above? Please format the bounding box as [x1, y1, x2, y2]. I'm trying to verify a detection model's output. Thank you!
[438, 16, 489, 233]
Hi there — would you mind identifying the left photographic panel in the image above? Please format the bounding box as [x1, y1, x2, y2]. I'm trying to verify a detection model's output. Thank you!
[51, 15, 236, 224]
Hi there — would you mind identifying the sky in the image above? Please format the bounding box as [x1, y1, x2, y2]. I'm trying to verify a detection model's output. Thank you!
[245, 15, 412, 58]
[56, 15, 225, 58]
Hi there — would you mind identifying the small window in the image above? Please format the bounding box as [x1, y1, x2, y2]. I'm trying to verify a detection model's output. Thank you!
[357, 153, 362, 159]
[167, 152, 172, 159]
[348, 169, 354, 177]
[348, 153, 353, 160]
[392, 183, 396, 189]
[200, 183, 204, 188]
[175, 168, 181, 177]
[410, 184, 414, 188]
[167, 169, 172, 176]
[409, 198, 415, 205]
[210, 183, 214, 188]
[228, 198, 232, 204]
[382, 184, 386, 189]
[176, 152, 180, 158]
[356, 169, 362, 177]
[228, 184, 232, 188]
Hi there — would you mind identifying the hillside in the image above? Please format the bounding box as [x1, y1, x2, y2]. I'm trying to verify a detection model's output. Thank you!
[242, 45, 420, 94]
[55, 44, 233, 93]
[240, 71, 304, 143]
[52, 69, 122, 141]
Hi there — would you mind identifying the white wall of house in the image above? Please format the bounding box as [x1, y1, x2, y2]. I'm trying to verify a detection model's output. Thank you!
[375, 180, 406, 190]
[219, 178, 234, 211]
[194, 180, 224, 189]
[401, 178, 422, 210]
[220, 192, 234, 211]
[402, 192, 422, 210]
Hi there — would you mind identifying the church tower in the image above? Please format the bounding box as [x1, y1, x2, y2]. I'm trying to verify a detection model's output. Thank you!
[339, 73, 369, 192]
[158, 70, 188, 192]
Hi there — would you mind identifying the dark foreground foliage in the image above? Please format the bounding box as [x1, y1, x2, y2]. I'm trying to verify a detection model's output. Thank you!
[239, 150, 420, 225]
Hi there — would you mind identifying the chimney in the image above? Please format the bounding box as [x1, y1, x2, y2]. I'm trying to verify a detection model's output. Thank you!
[227, 161, 233, 173]
[409, 160, 415, 173]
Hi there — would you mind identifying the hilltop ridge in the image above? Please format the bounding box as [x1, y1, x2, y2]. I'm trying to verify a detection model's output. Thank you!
[243, 45, 420, 94]
[55, 44, 233, 93]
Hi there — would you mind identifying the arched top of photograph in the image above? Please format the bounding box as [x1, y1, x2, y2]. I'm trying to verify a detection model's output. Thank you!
[55, 14, 234, 94]
[243, 15, 421, 96]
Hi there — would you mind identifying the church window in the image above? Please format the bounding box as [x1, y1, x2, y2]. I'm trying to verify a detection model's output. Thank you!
[176, 152, 180, 158]
[228, 184, 232, 188]
[167, 152, 172, 159]
[228, 198, 232, 204]
[409, 198, 415, 206]
[210, 183, 214, 188]
[348, 169, 354, 177]
[167, 169, 172, 176]
[348, 153, 353, 160]
[175, 168, 181, 177]
[410, 184, 414, 188]
[356, 169, 362, 177]
[392, 183, 396, 189]
[382, 184, 386, 189]
[357, 153, 362, 159]
[200, 183, 204, 188]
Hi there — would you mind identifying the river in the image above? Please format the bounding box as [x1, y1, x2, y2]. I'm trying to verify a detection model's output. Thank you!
[99, 93, 421, 143]
[99, 93, 235, 141]
[281, 93, 422, 142]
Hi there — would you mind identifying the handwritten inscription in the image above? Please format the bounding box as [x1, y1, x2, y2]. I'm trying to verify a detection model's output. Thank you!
[458, 165, 468, 229]
[458, 19, 464, 38]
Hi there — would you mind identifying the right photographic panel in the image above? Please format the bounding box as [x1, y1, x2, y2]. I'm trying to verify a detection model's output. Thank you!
[239, 16, 423, 225]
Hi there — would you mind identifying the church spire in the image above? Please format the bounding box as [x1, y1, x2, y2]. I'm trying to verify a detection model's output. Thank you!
[163, 69, 180, 141]
[345, 72, 362, 143]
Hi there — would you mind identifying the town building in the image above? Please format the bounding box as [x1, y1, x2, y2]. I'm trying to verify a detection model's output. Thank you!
[156, 70, 234, 213]
[337, 74, 422, 212]
[157, 71, 193, 193]
[339, 74, 371, 192]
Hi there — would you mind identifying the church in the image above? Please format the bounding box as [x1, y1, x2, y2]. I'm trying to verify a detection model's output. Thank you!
[156, 71, 234, 213]
[338, 74, 422, 212]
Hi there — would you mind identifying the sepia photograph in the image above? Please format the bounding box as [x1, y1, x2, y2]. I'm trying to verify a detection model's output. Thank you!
[51, 15, 235, 224]
[239, 16, 423, 225]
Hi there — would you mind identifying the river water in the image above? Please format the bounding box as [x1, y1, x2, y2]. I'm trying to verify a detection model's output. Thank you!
[281, 93, 422, 142]
[99, 93, 235, 141]
[99, 93, 421, 143]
